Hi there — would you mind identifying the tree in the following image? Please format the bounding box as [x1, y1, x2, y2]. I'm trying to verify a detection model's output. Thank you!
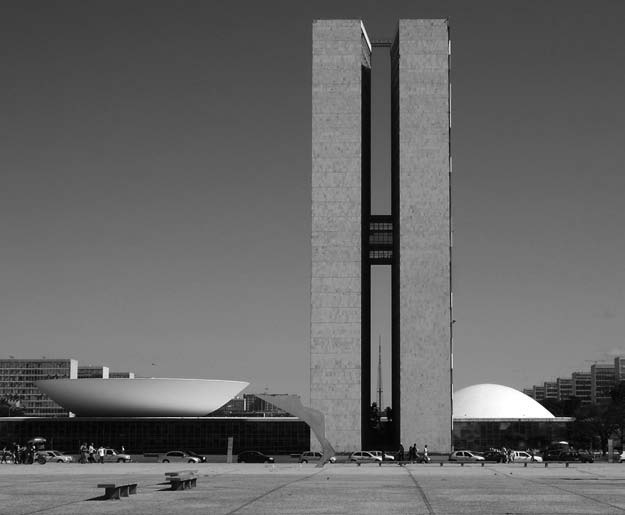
[608, 381, 625, 446]
[539, 397, 582, 417]
[0, 396, 25, 417]
[572, 403, 618, 452]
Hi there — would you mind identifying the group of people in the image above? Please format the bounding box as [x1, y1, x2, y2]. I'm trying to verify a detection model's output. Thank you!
[1, 442, 38, 464]
[492, 447, 535, 463]
[398, 443, 430, 463]
[79, 442, 109, 464]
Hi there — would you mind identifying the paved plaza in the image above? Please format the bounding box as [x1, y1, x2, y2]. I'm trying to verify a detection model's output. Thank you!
[2, 462, 625, 514]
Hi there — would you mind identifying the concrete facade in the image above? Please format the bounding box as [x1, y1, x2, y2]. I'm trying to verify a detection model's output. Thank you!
[591, 363, 615, 405]
[311, 19, 451, 453]
[392, 19, 452, 452]
[311, 20, 371, 451]
[77, 365, 109, 378]
[0, 358, 78, 417]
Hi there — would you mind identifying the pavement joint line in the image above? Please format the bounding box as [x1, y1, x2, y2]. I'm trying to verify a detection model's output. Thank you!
[497, 467, 625, 513]
[223, 468, 325, 515]
[21, 496, 90, 515]
[404, 467, 435, 515]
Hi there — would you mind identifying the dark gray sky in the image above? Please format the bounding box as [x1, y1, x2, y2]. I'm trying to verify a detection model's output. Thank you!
[1, 1, 624, 403]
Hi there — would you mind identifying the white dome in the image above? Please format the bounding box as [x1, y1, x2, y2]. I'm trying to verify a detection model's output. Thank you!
[36, 378, 248, 417]
[453, 383, 555, 419]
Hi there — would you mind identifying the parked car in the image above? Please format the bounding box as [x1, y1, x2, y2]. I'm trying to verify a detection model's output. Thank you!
[160, 451, 202, 464]
[299, 451, 336, 464]
[482, 450, 506, 462]
[618, 451, 625, 463]
[574, 450, 594, 463]
[182, 450, 207, 463]
[544, 450, 592, 463]
[102, 448, 132, 463]
[511, 450, 542, 463]
[543, 450, 564, 461]
[237, 451, 274, 463]
[349, 451, 382, 463]
[368, 450, 395, 461]
[449, 450, 485, 462]
[36, 450, 73, 463]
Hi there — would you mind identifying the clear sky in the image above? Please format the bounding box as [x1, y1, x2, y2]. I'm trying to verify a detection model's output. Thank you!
[1, 1, 624, 404]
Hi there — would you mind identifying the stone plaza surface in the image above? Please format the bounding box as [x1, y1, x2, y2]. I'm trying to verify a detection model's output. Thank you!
[2, 462, 625, 514]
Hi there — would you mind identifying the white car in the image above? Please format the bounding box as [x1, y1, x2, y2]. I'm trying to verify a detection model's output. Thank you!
[102, 448, 132, 463]
[37, 450, 73, 463]
[511, 450, 542, 463]
[368, 450, 395, 461]
[449, 450, 485, 462]
[160, 451, 202, 464]
[299, 451, 336, 464]
[349, 451, 382, 463]
[618, 451, 625, 463]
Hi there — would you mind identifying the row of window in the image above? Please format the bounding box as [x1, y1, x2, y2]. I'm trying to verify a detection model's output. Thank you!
[4, 419, 310, 454]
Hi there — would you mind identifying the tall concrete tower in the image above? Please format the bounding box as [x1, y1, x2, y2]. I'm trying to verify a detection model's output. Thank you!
[311, 19, 452, 453]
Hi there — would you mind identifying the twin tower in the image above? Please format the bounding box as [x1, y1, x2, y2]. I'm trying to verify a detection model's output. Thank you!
[311, 20, 453, 452]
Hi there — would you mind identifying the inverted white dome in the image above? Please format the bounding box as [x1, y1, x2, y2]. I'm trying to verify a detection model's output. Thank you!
[36, 378, 248, 417]
[454, 383, 555, 419]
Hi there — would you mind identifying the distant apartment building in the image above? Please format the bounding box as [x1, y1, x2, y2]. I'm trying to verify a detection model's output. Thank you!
[0, 358, 78, 416]
[614, 357, 625, 383]
[556, 378, 573, 401]
[109, 371, 135, 379]
[591, 363, 615, 404]
[572, 372, 592, 405]
[533, 386, 545, 401]
[78, 365, 109, 378]
[543, 381, 558, 399]
[523, 356, 625, 406]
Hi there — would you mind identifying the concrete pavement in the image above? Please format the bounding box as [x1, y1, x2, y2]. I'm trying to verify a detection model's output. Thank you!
[2, 461, 625, 514]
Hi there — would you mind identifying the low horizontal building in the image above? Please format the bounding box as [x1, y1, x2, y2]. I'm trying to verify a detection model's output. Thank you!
[0, 416, 309, 455]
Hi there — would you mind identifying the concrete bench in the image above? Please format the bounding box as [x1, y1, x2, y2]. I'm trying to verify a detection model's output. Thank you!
[165, 469, 198, 477]
[97, 482, 137, 500]
[165, 471, 198, 491]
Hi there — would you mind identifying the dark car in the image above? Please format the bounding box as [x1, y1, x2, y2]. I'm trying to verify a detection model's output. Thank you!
[543, 450, 563, 461]
[482, 450, 506, 463]
[560, 450, 593, 463]
[544, 450, 593, 463]
[576, 451, 595, 463]
[237, 451, 274, 463]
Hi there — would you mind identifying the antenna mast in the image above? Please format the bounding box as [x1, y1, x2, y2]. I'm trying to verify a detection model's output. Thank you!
[377, 335, 383, 410]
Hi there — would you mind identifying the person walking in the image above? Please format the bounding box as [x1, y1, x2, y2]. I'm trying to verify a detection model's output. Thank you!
[79, 442, 88, 464]
[13, 443, 21, 465]
[97, 445, 105, 464]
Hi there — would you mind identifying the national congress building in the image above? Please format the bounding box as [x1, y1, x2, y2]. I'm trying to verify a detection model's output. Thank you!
[311, 20, 452, 452]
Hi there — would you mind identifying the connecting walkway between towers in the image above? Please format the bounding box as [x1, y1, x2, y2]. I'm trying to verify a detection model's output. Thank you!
[368, 215, 393, 265]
